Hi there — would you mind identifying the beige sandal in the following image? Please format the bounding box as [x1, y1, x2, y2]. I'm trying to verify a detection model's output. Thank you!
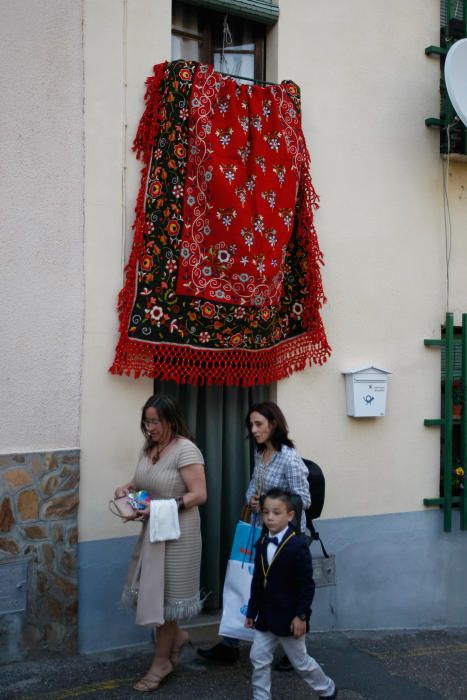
[133, 661, 173, 692]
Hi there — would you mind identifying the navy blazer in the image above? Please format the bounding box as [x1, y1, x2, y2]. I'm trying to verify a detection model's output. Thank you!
[246, 527, 315, 637]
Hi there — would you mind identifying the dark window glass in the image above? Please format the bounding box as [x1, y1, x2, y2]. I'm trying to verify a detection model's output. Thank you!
[172, 0, 265, 81]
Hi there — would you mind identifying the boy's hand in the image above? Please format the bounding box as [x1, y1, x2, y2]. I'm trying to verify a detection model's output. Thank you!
[244, 617, 255, 629]
[290, 616, 306, 638]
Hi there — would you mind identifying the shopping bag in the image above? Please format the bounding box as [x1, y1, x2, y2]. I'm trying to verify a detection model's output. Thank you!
[219, 518, 262, 641]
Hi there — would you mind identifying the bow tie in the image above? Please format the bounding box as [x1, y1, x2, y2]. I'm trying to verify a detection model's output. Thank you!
[266, 536, 279, 546]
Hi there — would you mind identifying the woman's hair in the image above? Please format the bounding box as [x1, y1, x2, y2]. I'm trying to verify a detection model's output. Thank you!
[141, 394, 193, 453]
[245, 401, 294, 452]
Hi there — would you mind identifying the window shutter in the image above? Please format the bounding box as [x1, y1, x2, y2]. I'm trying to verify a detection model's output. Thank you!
[180, 0, 279, 25]
[442, 338, 463, 379]
[441, 0, 464, 28]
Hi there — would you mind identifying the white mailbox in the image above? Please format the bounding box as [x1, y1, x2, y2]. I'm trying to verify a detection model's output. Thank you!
[342, 366, 391, 417]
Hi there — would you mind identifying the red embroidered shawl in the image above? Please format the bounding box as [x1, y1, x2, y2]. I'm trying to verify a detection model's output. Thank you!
[110, 60, 330, 386]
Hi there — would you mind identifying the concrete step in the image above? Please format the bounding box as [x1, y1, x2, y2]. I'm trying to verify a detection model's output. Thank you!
[180, 609, 223, 644]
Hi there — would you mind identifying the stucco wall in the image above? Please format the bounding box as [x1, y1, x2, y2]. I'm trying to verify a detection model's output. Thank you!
[78, 509, 467, 652]
[0, 0, 84, 453]
[277, 0, 450, 518]
[81, 0, 467, 540]
[76, 0, 467, 650]
[80, 0, 171, 542]
[445, 160, 467, 314]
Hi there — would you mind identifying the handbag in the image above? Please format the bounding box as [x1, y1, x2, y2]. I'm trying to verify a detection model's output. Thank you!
[108, 496, 138, 519]
[219, 517, 262, 641]
[239, 502, 253, 523]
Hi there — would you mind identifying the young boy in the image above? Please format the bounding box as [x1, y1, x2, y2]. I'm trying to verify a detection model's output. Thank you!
[245, 488, 337, 700]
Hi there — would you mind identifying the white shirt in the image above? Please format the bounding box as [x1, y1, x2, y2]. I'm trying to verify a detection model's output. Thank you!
[266, 525, 290, 564]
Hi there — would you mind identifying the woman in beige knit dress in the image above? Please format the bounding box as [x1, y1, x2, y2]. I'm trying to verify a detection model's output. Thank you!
[115, 394, 207, 692]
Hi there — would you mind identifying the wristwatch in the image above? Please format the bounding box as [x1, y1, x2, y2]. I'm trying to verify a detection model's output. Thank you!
[297, 612, 307, 621]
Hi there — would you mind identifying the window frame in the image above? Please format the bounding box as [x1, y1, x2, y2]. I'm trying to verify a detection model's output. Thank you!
[172, 0, 267, 81]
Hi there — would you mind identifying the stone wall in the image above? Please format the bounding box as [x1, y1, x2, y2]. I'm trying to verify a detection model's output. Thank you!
[0, 450, 79, 662]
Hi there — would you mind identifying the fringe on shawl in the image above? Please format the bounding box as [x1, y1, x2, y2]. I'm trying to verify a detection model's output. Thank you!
[110, 330, 330, 386]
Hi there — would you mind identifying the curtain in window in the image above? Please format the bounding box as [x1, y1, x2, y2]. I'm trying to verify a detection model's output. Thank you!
[180, 0, 279, 26]
[155, 380, 272, 607]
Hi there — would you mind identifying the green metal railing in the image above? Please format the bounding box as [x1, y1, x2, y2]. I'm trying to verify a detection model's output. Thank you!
[424, 312, 467, 531]
[425, 1, 467, 154]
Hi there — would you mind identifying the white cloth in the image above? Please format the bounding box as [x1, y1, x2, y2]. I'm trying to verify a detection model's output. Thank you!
[250, 629, 335, 700]
[266, 525, 289, 564]
[149, 499, 180, 543]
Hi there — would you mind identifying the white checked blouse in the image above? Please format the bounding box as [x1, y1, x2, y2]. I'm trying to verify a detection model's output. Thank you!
[245, 445, 311, 529]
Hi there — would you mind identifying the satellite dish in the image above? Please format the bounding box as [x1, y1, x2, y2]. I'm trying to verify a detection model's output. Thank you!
[445, 38, 467, 127]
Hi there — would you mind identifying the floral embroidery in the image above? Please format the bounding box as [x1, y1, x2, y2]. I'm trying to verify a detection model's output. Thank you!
[235, 185, 247, 206]
[262, 190, 276, 209]
[263, 99, 272, 118]
[216, 127, 233, 147]
[245, 174, 256, 193]
[255, 156, 267, 173]
[219, 163, 237, 183]
[110, 61, 330, 386]
[216, 208, 237, 229]
[239, 116, 249, 133]
[264, 131, 281, 151]
[250, 115, 262, 132]
[272, 164, 286, 186]
[238, 142, 251, 164]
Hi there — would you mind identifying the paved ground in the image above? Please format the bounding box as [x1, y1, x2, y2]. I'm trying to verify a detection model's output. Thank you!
[1, 628, 467, 699]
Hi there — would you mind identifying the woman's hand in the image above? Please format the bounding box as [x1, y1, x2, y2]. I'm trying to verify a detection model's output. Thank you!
[244, 617, 255, 629]
[114, 482, 135, 499]
[132, 503, 150, 522]
[250, 495, 260, 513]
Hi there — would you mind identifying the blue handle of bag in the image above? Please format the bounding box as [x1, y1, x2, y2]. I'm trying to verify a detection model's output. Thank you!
[242, 512, 257, 568]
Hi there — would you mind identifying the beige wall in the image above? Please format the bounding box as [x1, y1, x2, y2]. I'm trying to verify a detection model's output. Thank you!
[277, 0, 448, 517]
[81, 0, 171, 541]
[0, 0, 84, 452]
[81, 0, 467, 540]
[445, 160, 467, 315]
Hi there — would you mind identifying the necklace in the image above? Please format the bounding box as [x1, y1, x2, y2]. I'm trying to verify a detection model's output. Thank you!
[255, 447, 276, 497]
[260, 531, 295, 589]
[151, 436, 175, 464]
[261, 448, 276, 468]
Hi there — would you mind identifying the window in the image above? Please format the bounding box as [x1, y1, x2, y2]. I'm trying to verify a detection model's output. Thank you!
[172, 0, 267, 81]
[441, 0, 465, 39]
